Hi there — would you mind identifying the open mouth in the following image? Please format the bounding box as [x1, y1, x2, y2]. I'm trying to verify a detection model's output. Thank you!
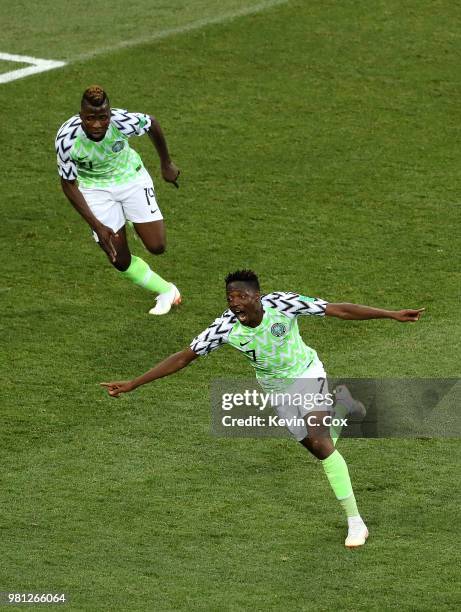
[232, 308, 248, 323]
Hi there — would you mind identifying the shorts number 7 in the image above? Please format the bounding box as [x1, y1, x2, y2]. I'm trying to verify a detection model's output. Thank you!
[317, 377, 326, 394]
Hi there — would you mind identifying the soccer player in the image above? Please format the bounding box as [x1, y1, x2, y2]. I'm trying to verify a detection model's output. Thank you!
[101, 270, 424, 547]
[55, 85, 181, 315]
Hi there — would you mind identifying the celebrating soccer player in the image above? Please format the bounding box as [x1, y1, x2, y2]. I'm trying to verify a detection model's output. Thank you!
[101, 270, 424, 547]
[55, 85, 181, 315]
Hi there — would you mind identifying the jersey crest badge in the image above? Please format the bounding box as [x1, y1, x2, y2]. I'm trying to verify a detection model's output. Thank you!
[271, 323, 287, 337]
[112, 141, 125, 152]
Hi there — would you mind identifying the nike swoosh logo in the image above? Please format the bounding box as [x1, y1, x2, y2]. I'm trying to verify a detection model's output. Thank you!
[239, 340, 251, 347]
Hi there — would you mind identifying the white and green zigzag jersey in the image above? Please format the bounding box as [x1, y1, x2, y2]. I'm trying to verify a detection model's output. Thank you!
[190, 292, 328, 390]
[55, 109, 151, 188]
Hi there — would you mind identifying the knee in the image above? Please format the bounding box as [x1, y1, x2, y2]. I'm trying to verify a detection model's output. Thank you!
[302, 436, 333, 460]
[305, 437, 323, 455]
[100, 244, 131, 271]
[146, 242, 166, 255]
[113, 254, 131, 271]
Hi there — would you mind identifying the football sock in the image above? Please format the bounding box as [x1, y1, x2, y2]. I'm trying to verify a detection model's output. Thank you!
[121, 255, 170, 294]
[321, 449, 360, 518]
[330, 403, 348, 446]
[342, 495, 360, 520]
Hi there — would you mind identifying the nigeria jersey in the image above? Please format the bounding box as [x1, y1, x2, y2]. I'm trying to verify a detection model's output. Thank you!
[55, 109, 151, 188]
[190, 292, 328, 390]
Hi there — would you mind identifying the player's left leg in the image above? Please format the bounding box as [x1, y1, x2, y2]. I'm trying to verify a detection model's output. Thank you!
[133, 219, 166, 255]
[131, 220, 181, 315]
[300, 412, 368, 548]
[119, 170, 181, 315]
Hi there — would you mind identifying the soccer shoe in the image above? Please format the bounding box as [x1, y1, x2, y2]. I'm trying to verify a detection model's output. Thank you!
[334, 384, 366, 419]
[149, 284, 181, 315]
[345, 517, 369, 548]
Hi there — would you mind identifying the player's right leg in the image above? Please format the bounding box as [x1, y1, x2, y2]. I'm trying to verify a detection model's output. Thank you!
[101, 224, 131, 270]
[78, 184, 131, 270]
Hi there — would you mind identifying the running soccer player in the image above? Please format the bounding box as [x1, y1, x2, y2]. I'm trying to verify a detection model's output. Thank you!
[101, 270, 424, 547]
[55, 85, 181, 315]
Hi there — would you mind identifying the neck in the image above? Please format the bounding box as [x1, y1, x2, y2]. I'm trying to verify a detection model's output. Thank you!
[245, 304, 264, 328]
[85, 131, 105, 142]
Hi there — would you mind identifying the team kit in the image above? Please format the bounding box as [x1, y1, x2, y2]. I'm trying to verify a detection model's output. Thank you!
[56, 86, 424, 548]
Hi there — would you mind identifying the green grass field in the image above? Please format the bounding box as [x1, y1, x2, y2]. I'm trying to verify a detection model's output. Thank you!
[1, 0, 460, 609]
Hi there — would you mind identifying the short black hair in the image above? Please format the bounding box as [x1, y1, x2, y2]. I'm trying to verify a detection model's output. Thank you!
[81, 85, 109, 107]
[225, 269, 260, 291]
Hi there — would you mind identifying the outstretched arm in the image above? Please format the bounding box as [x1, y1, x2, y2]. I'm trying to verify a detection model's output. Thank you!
[101, 347, 199, 397]
[148, 116, 180, 186]
[325, 303, 425, 322]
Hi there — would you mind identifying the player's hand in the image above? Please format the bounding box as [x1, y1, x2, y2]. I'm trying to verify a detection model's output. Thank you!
[100, 381, 134, 397]
[95, 224, 118, 262]
[393, 308, 425, 322]
[161, 161, 180, 188]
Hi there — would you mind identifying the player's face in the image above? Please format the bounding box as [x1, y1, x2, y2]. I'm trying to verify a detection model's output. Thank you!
[226, 282, 262, 325]
[80, 101, 111, 141]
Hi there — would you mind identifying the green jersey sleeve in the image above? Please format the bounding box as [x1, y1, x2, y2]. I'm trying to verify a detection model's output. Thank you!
[190, 310, 237, 356]
[262, 292, 328, 317]
[110, 108, 151, 137]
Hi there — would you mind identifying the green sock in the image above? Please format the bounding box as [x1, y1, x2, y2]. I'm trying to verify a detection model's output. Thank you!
[121, 255, 170, 294]
[340, 493, 359, 518]
[330, 403, 348, 446]
[322, 449, 360, 518]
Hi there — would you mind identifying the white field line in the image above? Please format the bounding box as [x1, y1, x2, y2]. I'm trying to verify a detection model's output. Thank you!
[0, 0, 289, 84]
[74, 0, 290, 61]
[0, 53, 66, 84]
